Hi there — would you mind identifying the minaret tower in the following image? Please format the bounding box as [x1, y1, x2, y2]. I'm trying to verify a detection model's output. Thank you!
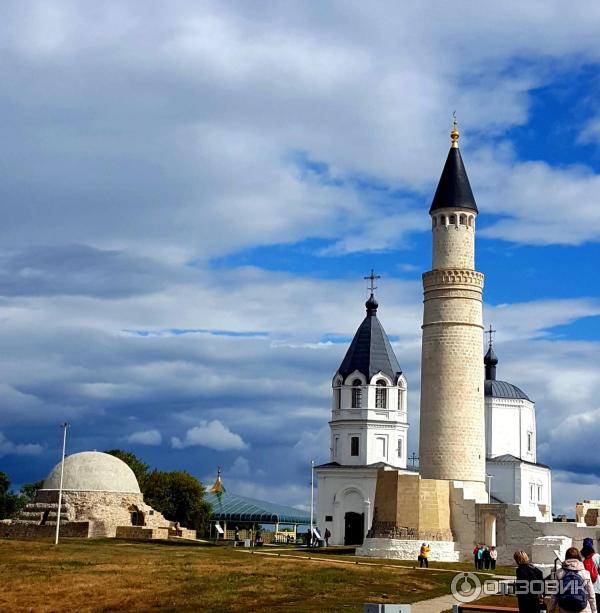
[418, 121, 486, 488]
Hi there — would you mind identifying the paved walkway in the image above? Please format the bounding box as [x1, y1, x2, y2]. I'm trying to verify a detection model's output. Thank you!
[411, 593, 464, 612]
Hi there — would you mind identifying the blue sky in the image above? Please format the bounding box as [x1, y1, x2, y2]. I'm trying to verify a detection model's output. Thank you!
[1, 1, 600, 515]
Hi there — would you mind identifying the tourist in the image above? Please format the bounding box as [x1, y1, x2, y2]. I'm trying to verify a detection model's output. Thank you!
[514, 550, 545, 613]
[324, 527, 331, 547]
[582, 545, 600, 610]
[234, 526, 240, 544]
[548, 547, 597, 613]
[477, 545, 484, 570]
[482, 546, 491, 570]
[418, 542, 430, 568]
[490, 546, 498, 571]
[473, 544, 480, 569]
[255, 528, 263, 546]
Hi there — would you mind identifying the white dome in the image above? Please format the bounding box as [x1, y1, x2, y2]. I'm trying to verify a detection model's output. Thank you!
[42, 451, 141, 493]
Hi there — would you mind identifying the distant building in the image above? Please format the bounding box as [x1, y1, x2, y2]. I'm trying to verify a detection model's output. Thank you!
[315, 289, 413, 545]
[484, 343, 552, 522]
[316, 123, 596, 567]
[1, 451, 194, 540]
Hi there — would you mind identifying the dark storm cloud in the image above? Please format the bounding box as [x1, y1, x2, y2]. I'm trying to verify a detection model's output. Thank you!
[0, 245, 189, 298]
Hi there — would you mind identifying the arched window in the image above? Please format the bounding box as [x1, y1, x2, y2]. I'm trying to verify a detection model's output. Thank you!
[441, 215, 447, 226]
[375, 379, 387, 408]
[459, 214, 466, 225]
[351, 379, 362, 408]
[449, 214, 456, 225]
[468, 216, 474, 227]
[334, 387, 341, 411]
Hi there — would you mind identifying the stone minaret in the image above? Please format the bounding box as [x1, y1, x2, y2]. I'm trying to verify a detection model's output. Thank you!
[418, 122, 485, 487]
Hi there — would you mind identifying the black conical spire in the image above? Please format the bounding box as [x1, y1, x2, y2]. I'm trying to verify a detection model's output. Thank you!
[336, 272, 402, 382]
[429, 120, 478, 214]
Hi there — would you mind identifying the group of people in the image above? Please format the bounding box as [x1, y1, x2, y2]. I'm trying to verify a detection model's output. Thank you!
[513, 538, 600, 613]
[233, 526, 262, 546]
[473, 543, 498, 570]
[306, 526, 331, 547]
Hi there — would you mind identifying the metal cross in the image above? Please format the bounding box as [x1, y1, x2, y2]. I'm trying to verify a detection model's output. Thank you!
[409, 452, 419, 468]
[485, 324, 496, 347]
[364, 269, 381, 294]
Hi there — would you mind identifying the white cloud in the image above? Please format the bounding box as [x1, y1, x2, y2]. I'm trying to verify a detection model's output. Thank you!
[171, 420, 248, 451]
[229, 456, 251, 477]
[126, 429, 162, 446]
[0, 431, 42, 458]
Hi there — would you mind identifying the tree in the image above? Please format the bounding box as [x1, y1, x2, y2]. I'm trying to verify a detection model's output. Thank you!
[144, 470, 211, 532]
[104, 450, 212, 533]
[20, 480, 44, 501]
[0, 471, 24, 520]
[105, 449, 150, 488]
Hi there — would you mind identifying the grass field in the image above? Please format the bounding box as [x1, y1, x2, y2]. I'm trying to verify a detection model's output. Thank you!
[0, 539, 507, 612]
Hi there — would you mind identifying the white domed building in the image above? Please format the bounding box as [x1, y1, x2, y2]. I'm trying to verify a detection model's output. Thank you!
[3, 451, 179, 539]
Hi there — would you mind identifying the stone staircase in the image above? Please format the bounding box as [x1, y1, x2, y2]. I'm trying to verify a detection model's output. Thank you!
[13, 500, 70, 525]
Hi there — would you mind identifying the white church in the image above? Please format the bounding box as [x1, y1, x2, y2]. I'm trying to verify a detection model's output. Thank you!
[315, 293, 552, 546]
[314, 122, 573, 565]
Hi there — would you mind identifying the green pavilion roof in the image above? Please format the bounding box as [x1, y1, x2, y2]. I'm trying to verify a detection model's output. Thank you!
[204, 491, 310, 525]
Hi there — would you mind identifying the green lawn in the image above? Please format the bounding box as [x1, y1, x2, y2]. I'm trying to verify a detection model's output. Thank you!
[0, 538, 476, 612]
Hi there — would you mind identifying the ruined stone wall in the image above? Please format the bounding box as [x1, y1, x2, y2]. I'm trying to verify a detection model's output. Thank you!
[11, 489, 171, 539]
[1, 521, 90, 539]
[369, 471, 453, 541]
[576, 500, 600, 525]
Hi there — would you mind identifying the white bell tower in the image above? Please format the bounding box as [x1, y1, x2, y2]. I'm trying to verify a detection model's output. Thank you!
[329, 272, 408, 469]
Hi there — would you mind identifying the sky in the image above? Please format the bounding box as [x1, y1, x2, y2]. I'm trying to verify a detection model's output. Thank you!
[1, 1, 600, 517]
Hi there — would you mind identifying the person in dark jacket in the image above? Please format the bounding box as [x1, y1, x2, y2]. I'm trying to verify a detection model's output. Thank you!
[482, 546, 491, 570]
[514, 550, 545, 613]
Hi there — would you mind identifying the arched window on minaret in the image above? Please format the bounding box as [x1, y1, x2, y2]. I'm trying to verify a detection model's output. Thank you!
[375, 379, 387, 408]
[351, 379, 362, 408]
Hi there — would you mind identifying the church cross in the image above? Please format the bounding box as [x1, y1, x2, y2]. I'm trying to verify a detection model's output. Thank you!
[364, 269, 381, 294]
[409, 452, 419, 468]
[485, 324, 496, 347]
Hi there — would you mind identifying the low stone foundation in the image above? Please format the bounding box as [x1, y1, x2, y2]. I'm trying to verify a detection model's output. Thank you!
[356, 537, 460, 561]
[1, 520, 90, 539]
[115, 526, 169, 540]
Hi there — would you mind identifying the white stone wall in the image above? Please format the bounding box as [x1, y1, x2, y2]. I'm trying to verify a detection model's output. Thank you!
[34, 489, 170, 538]
[431, 209, 476, 270]
[315, 467, 378, 545]
[518, 463, 552, 521]
[357, 537, 459, 561]
[331, 371, 408, 469]
[486, 396, 537, 462]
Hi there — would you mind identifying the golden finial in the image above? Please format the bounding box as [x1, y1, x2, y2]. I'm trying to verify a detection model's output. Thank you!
[450, 111, 459, 148]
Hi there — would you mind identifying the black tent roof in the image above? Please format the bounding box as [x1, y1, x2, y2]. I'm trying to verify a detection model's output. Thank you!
[429, 146, 478, 214]
[336, 295, 402, 383]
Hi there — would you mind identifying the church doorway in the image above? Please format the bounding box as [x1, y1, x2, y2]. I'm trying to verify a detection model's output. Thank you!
[344, 512, 364, 545]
